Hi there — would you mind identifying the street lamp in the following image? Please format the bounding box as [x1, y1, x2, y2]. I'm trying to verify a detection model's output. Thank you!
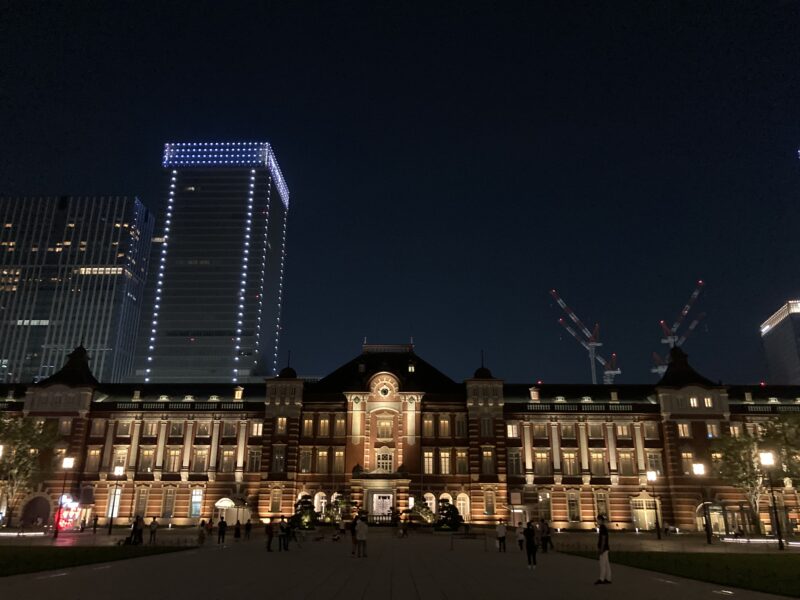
[53, 457, 75, 539]
[758, 451, 784, 551]
[646, 470, 661, 540]
[692, 462, 713, 545]
[107, 465, 124, 535]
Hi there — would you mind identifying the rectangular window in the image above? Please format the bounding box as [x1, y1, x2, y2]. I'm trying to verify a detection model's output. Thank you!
[588, 423, 604, 439]
[646, 451, 663, 475]
[376, 418, 393, 439]
[533, 424, 549, 439]
[678, 423, 691, 438]
[276, 417, 287, 435]
[690, 397, 698, 408]
[195, 422, 210, 437]
[165, 448, 181, 472]
[318, 417, 330, 437]
[376, 451, 393, 472]
[422, 415, 434, 437]
[189, 489, 203, 518]
[270, 488, 282, 513]
[133, 487, 148, 517]
[299, 449, 312, 473]
[561, 424, 576, 439]
[481, 449, 494, 474]
[561, 451, 577, 476]
[192, 448, 208, 472]
[506, 423, 519, 438]
[247, 449, 261, 472]
[317, 449, 329, 473]
[439, 449, 451, 475]
[334, 415, 346, 437]
[590, 451, 607, 476]
[711, 451, 722, 466]
[59, 418, 72, 435]
[334, 449, 345, 473]
[617, 451, 634, 475]
[480, 418, 493, 437]
[507, 448, 522, 475]
[643, 421, 659, 439]
[568, 492, 580, 522]
[169, 422, 183, 437]
[222, 421, 237, 437]
[454, 414, 467, 438]
[143, 421, 158, 437]
[220, 449, 235, 473]
[706, 422, 720, 438]
[139, 449, 154, 473]
[250, 421, 263, 437]
[272, 446, 286, 473]
[162, 487, 175, 518]
[681, 451, 694, 475]
[302, 418, 314, 437]
[456, 449, 468, 474]
[615, 424, 631, 438]
[107, 487, 122, 518]
[423, 450, 434, 474]
[704, 397, 713, 408]
[90, 420, 105, 437]
[112, 447, 128, 470]
[729, 424, 742, 438]
[117, 421, 132, 436]
[595, 491, 609, 521]
[439, 415, 451, 438]
[86, 448, 101, 472]
[484, 490, 496, 515]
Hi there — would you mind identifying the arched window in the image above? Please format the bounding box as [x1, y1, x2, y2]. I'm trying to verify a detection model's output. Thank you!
[456, 493, 470, 522]
[484, 490, 496, 515]
[314, 491, 327, 514]
[424, 493, 436, 513]
[439, 492, 453, 504]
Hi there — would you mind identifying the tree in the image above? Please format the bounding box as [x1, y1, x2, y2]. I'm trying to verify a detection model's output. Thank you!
[711, 433, 763, 535]
[434, 499, 462, 531]
[0, 417, 58, 527]
[761, 414, 800, 483]
[290, 494, 317, 530]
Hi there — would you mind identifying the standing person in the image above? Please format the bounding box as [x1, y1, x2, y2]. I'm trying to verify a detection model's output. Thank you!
[217, 516, 228, 544]
[244, 518, 252, 540]
[92, 514, 98, 534]
[149, 517, 159, 545]
[595, 516, 612, 585]
[355, 516, 368, 558]
[540, 519, 552, 553]
[198, 520, 207, 546]
[522, 522, 540, 570]
[80, 517, 86, 532]
[278, 516, 289, 551]
[496, 520, 507, 552]
[266, 519, 275, 551]
[337, 518, 346, 541]
[206, 518, 214, 538]
[350, 513, 359, 557]
[516, 521, 525, 550]
[234, 520, 242, 541]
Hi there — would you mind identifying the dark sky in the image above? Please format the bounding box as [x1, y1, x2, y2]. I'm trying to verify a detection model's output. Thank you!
[2, 1, 799, 384]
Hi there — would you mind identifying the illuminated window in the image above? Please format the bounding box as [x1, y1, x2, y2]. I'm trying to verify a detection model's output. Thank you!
[536, 451, 553, 475]
[334, 449, 345, 473]
[595, 491, 609, 521]
[376, 451, 393, 472]
[139, 449, 154, 473]
[481, 448, 494, 474]
[439, 449, 451, 475]
[376, 418, 393, 439]
[615, 424, 631, 438]
[439, 415, 451, 437]
[316, 449, 329, 473]
[706, 422, 720, 438]
[276, 417, 287, 435]
[165, 449, 181, 472]
[506, 423, 519, 438]
[318, 417, 330, 437]
[334, 415, 346, 437]
[189, 489, 203, 517]
[590, 451, 607, 476]
[107, 487, 122, 518]
[270, 488, 282, 512]
[456, 449, 468, 474]
[192, 449, 208, 472]
[689, 397, 698, 408]
[711, 452, 722, 466]
[423, 450, 434, 474]
[85, 448, 101, 472]
[484, 490, 496, 515]
[299, 448, 312, 473]
[422, 415, 434, 437]
[704, 397, 713, 408]
[302, 417, 313, 437]
[646, 451, 663, 475]
[220, 449, 235, 473]
[681, 451, 694, 475]
[617, 451, 634, 475]
[507, 448, 522, 475]
[568, 491, 580, 522]
[729, 424, 742, 438]
[112, 447, 128, 469]
[408, 362, 415, 373]
[677, 423, 691, 438]
[250, 421, 263, 437]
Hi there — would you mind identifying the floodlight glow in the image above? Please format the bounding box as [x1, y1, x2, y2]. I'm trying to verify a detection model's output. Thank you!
[692, 463, 705, 476]
[646, 470, 657, 482]
[759, 451, 775, 467]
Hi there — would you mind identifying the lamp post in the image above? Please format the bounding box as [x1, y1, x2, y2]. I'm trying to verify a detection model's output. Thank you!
[53, 457, 74, 539]
[692, 462, 713, 545]
[107, 465, 124, 535]
[759, 451, 785, 551]
[646, 470, 661, 540]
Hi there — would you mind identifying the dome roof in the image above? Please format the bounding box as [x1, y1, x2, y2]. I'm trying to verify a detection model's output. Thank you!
[473, 366, 493, 379]
[278, 366, 297, 378]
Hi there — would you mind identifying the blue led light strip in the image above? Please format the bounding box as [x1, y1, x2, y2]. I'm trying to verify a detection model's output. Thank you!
[162, 142, 290, 209]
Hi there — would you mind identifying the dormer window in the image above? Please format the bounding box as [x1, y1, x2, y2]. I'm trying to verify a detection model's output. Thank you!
[408, 363, 415, 373]
[234, 386, 244, 401]
[158, 395, 170, 402]
[555, 396, 566, 403]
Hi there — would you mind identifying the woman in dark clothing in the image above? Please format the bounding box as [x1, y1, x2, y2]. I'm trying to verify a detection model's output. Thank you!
[522, 521, 541, 570]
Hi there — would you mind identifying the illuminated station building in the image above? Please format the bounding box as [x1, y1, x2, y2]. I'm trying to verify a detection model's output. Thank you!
[2, 343, 798, 536]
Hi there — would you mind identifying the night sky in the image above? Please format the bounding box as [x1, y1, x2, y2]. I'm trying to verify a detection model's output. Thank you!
[2, 2, 799, 384]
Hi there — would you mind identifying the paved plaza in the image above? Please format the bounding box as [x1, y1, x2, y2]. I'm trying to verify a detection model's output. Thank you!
[0, 529, 793, 600]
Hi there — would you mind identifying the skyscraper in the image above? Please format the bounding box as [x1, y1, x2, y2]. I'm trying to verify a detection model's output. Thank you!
[0, 196, 153, 383]
[143, 142, 290, 383]
[760, 300, 800, 384]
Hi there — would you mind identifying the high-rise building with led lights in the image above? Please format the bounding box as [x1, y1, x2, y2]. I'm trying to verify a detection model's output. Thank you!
[0, 196, 153, 383]
[142, 142, 290, 383]
[760, 300, 800, 384]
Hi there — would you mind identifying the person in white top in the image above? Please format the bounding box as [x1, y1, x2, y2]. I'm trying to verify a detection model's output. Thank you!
[355, 517, 369, 558]
[496, 520, 507, 552]
[516, 521, 525, 550]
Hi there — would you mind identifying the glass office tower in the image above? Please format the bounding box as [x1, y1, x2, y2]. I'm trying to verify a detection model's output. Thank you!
[0, 196, 153, 382]
[144, 142, 290, 383]
[760, 301, 800, 384]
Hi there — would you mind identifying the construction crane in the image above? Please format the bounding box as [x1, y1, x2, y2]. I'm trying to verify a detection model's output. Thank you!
[550, 290, 621, 384]
[651, 280, 707, 376]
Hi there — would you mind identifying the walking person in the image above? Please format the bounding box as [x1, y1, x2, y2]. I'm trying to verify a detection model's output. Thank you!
[355, 516, 368, 558]
[92, 514, 98, 534]
[217, 516, 228, 544]
[540, 519, 553, 553]
[234, 520, 242, 541]
[523, 521, 540, 570]
[350, 513, 359, 556]
[149, 517, 159, 544]
[595, 515, 612, 585]
[516, 521, 525, 550]
[244, 518, 252, 540]
[198, 520, 207, 546]
[496, 520, 507, 552]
